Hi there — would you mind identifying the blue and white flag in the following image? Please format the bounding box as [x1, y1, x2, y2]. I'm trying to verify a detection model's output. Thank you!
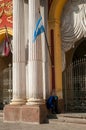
[33, 16, 45, 43]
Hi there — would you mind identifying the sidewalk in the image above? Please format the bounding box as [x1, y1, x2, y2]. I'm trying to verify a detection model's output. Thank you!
[0, 117, 86, 130]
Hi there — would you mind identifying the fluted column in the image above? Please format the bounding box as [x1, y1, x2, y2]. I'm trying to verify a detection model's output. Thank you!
[40, 0, 50, 99]
[11, 0, 26, 105]
[27, 0, 44, 105]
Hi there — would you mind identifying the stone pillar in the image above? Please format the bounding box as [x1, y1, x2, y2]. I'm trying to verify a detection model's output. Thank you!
[26, 0, 44, 105]
[21, 0, 47, 123]
[24, 0, 28, 97]
[4, 0, 47, 123]
[40, 0, 50, 99]
[4, 0, 26, 122]
[11, 0, 26, 105]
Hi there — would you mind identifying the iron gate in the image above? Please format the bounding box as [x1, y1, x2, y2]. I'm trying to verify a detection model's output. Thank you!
[0, 64, 12, 109]
[63, 59, 86, 112]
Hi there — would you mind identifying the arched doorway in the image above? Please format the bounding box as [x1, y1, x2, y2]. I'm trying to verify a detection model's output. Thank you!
[63, 39, 86, 112]
[49, 0, 86, 112]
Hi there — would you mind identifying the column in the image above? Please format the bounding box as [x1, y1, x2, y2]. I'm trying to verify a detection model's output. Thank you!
[26, 0, 44, 105]
[11, 0, 26, 105]
[40, 0, 50, 99]
[21, 1, 47, 123]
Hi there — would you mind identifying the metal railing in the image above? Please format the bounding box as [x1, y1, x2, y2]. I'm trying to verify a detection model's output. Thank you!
[63, 58, 86, 112]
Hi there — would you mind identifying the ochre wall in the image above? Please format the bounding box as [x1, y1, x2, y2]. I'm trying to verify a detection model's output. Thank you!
[48, 0, 67, 98]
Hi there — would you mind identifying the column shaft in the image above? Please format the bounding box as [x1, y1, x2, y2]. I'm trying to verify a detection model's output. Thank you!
[40, 0, 50, 99]
[11, 0, 26, 105]
[27, 0, 44, 104]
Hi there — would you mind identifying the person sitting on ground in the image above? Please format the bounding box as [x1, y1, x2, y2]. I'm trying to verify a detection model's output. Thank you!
[46, 95, 58, 114]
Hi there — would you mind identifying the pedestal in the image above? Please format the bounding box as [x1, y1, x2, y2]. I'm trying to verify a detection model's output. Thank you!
[4, 104, 48, 124]
[21, 104, 48, 124]
[3, 105, 21, 122]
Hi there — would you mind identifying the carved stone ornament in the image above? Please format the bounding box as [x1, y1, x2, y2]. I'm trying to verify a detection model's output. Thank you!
[61, 0, 86, 71]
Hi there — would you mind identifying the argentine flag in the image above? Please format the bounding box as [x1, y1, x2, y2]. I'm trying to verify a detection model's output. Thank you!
[33, 16, 45, 43]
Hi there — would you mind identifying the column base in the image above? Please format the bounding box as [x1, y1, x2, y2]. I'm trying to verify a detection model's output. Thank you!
[10, 99, 26, 105]
[4, 104, 48, 124]
[26, 98, 45, 105]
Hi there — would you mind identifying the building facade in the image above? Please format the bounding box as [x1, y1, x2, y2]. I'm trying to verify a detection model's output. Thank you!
[0, 0, 85, 123]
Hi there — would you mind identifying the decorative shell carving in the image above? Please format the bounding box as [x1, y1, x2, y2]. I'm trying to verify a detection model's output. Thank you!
[61, 0, 86, 70]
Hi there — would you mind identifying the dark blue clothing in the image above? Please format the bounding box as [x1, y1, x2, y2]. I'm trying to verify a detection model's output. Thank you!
[47, 96, 55, 109]
[46, 96, 58, 114]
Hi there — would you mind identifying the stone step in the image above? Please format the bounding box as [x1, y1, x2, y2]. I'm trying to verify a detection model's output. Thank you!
[48, 113, 86, 124]
[58, 113, 86, 119]
[0, 111, 3, 117]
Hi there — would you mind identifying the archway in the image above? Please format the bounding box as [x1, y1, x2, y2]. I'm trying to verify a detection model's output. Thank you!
[48, 0, 68, 112]
[48, 0, 67, 99]
[49, 0, 86, 112]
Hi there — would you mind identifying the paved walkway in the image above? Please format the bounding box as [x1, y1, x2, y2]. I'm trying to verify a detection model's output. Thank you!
[0, 118, 86, 130]
[1, 112, 86, 130]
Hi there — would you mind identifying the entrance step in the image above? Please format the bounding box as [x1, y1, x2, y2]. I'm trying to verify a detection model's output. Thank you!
[0, 110, 3, 117]
[48, 113, 86, 124]
[0, 110, 3, 121]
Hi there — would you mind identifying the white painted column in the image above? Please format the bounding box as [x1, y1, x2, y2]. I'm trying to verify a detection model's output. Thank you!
[27, 0, 44, 105]
[24, 1, 28, 98]
[40, 0, 50, 99]
[11, 0, 26, 105]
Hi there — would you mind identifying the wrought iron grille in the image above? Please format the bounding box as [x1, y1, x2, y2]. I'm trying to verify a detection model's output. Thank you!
[63, 59, 86, 112]
[0, 64, 12, 109]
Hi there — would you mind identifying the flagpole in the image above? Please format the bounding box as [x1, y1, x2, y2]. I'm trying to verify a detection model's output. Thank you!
[38, 11, 53, 65]
[44, 30, 53, 66]
[37, 9, 53, 66]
